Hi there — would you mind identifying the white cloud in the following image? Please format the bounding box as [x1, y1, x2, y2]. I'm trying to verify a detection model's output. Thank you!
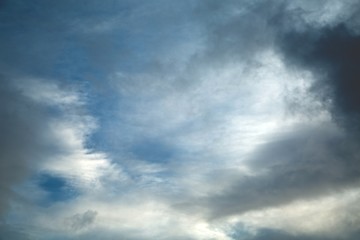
[14, 79, 83, 107]
[234, 188, 360, 238]
[29, 195, 233, 240]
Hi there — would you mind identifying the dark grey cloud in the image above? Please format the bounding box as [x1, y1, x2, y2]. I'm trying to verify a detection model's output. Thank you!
[65, 210, 97, 231]
[194, 0, 360, 75]
[0, 223, 31, 240]
[240, 228, 357, 240]
[0, 79, 63, 217]
[177, 124, 360, 220]
[272, 3, 360, 134]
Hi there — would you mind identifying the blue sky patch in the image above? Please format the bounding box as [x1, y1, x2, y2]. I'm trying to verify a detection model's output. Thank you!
[37, 173, 78, 204]
[130, 138, 176, 163]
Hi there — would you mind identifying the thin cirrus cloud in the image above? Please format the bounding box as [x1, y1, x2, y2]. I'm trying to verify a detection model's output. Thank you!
[1, 0, 360, 240]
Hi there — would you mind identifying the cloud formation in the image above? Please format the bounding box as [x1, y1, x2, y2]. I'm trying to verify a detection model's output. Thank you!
[65, 210, 97, 231]
[0, 79, 60, 217]
[1, 0, 360, 239]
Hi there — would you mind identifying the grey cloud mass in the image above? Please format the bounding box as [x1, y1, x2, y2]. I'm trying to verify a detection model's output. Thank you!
[275, 20, 360, 133]
[65, 210, 97, 231]
[184, 124, 360, 219]
[0, 79, 59, 217]
[240, 228, 360, 240]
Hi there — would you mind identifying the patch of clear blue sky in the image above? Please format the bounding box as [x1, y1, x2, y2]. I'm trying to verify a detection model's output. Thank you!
[36, 173, 79, 206]
[130, 138, 177, 163]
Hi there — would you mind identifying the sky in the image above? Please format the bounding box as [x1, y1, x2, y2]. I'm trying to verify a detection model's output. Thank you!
[1, 0, 360, 239]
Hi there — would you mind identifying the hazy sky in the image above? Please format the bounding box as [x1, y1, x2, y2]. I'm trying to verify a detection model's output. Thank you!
[1, 1, 360, 239]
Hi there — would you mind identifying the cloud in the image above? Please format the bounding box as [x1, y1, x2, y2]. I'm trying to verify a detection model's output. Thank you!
[171, 0, 360, 216]
[0, 79, 62, 217]
[176, 123, 356, 217]
[272, 1, 360, 134]
[65, 210, 97, 231]
[0, 223, 31, 240]
[228, 188, 360, 239]
[2, 0, 360, 239]
[0, 77, 119, 238]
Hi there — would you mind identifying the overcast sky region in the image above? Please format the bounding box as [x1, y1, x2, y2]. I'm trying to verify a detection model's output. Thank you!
[1, 0, 360, 239]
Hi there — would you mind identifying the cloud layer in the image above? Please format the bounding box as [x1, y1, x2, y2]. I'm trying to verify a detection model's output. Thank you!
[1, 0, 360, 239]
